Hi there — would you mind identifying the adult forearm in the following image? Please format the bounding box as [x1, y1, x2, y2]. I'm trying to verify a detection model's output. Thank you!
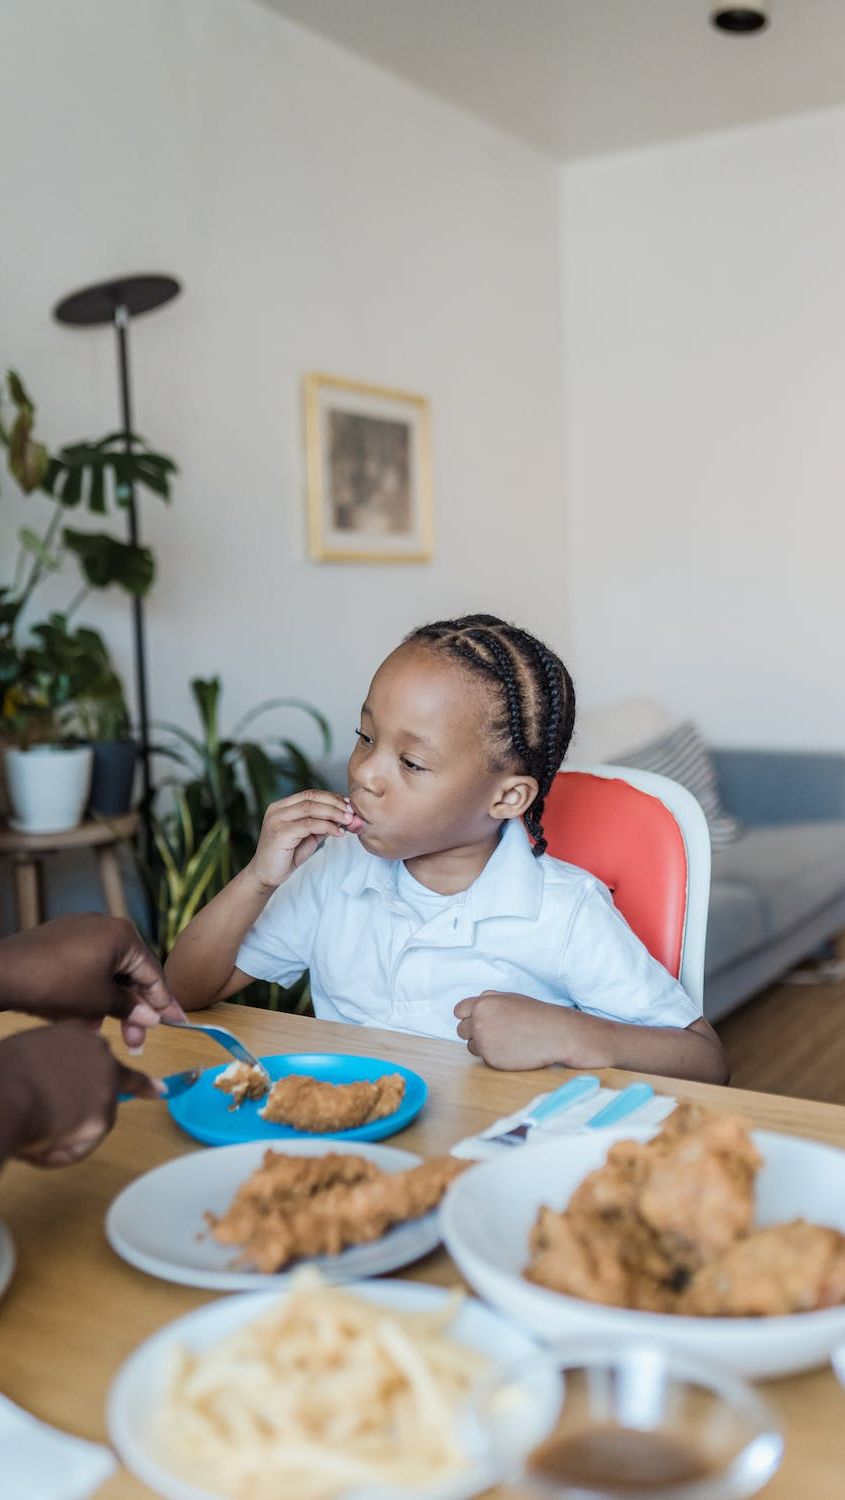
[164, 867, 275, 1009]
[550, 1013, 729, 1085]
[0, 1064, 35, 1165]
[0, 930, 50, 1013]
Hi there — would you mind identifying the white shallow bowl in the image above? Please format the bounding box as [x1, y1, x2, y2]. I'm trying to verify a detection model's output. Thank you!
[441, 1129, 845, 1380]
[106, 1139, 442, 1290]
[107, 1279, 558, 1500]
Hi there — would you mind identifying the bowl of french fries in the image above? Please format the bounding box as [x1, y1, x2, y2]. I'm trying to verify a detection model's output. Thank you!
[107, 1271, 561, 1500]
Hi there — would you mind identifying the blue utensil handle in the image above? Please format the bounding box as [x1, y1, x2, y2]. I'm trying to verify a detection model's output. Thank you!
[118, 1070, 192, 1103]
[585, 1082, 654, 1129]
[529, 1074, 601, 1124]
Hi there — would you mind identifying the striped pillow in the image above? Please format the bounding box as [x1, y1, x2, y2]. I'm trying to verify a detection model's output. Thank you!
[620, 721, 742, 849]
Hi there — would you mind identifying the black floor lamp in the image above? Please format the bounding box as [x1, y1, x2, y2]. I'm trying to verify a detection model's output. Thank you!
[53, 273, 181, 879]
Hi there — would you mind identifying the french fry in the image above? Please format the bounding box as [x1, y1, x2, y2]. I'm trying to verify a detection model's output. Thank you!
[154, 1273, 488, 1500]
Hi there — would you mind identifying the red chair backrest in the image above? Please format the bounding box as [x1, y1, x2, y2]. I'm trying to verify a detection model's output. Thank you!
[541, 771, 688, 979]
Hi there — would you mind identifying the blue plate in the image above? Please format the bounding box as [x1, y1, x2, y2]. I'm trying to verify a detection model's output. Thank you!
[167, 1053, 428, 1148]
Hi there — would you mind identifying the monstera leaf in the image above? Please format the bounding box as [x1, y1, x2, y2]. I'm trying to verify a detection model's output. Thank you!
[63, 528, 155, 596]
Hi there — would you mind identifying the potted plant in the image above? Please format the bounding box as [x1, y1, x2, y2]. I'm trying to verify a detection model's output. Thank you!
[0, 619, 94, 832]
[57, 624, 138, 816]
[147, 677, 330, 1009]
[0, 370, 175, 827]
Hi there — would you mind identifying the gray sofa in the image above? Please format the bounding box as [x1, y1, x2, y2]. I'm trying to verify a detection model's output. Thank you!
[704, 749, 845, 1022]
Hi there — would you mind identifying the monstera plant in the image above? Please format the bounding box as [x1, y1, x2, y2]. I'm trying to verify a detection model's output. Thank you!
[0, 370, 176, 827]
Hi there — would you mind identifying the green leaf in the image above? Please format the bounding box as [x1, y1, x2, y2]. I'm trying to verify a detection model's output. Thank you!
[232, 696, 332, 755]
[151, 720, 206, 761]
[190, 679, 221, 747]
[18, 526, 61, 572]
[61, 465, 83, 506]
[176, 821, 230, 935]
[7, 371, 33, 409]
[63, 529, 155, 597]
[8, 412, 50, 492]
[86, 461, 106, 515]
[0, 591, 22, 630]
[275, 737, 327, 791]
[239, 740, 281, 813]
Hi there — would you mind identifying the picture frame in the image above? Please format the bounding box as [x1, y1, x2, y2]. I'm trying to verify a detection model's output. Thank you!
[304, 372, 434, 563]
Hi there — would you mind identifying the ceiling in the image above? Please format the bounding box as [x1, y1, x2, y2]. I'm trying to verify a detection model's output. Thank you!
[260, 0, 845, 160]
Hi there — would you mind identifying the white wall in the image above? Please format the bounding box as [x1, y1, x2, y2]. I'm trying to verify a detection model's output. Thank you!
[0, 0, 568, 926]
[561, 106, 845, 748]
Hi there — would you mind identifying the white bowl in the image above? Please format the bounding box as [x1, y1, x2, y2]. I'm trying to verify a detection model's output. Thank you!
[441, 1130, 845, 1380]
[107, 1280, 560, 1500]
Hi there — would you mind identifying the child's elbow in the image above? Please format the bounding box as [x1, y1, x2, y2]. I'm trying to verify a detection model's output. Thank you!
[687, 1018, 730, 1085]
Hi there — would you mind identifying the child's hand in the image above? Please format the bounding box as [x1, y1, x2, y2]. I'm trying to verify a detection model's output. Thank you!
[248, 791, 363, 891]
[454, 991, 586, 1071]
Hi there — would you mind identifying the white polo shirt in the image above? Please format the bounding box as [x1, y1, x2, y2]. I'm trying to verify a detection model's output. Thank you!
[236, 820, 699, 1042]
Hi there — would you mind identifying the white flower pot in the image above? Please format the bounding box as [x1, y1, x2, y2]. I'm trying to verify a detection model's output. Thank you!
[3, 745, 94, 834]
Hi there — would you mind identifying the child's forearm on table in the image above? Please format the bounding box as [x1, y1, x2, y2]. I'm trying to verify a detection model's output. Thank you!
[553, 1011, 729, 1085]
[164, 866, 273, 1010]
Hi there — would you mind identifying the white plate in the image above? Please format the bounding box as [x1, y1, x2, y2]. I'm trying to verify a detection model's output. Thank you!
[107, 1279, 558, 1500]
[106, 1139, 443, 1289]
[0, 1221, 15, 1299]
[441, 1128, 845, 1380]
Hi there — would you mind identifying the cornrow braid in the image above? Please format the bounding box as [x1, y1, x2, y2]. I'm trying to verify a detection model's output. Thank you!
[405, 614, 575, 856]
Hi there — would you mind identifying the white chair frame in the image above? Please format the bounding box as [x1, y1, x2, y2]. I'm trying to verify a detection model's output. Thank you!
[560, 763, 712, 1009]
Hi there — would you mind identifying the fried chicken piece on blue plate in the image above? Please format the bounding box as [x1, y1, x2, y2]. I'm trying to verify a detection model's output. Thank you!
[213, 1061, 269, 1109]
[259, 1072, 405, 1133]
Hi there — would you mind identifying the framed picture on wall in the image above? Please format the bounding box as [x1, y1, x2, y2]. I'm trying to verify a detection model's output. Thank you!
[304, 373, 433, 563]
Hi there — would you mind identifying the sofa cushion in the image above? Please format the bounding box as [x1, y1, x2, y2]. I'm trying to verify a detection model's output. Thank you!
[621, 721, 742, 849]
[705, 880, 769, 976]
[711, 821, 845, 941]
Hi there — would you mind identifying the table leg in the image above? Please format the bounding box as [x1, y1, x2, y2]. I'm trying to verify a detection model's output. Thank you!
[96, 844, 128, 919]
[13, 856, 42, 931]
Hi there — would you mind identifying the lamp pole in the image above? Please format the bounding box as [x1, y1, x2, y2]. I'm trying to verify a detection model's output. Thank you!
[53, 273, 181, 919]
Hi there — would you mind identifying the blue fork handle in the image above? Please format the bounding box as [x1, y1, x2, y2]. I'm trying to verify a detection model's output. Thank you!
[118, 1070, 196, 1103]
[585, 1082, 655, 1129]
[528, 1074, 601, 1124]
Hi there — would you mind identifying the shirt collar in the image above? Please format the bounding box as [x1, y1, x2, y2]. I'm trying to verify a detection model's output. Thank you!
[340, 818, 544, 921]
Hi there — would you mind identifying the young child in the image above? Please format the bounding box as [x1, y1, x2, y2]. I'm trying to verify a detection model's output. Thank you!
[166, 615, 727, 1082]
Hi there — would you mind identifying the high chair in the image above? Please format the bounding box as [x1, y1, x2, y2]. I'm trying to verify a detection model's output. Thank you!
[541, 765, 711, 1007]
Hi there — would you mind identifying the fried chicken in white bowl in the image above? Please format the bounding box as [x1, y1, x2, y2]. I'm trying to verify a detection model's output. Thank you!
[440, 1105, 845, 1379]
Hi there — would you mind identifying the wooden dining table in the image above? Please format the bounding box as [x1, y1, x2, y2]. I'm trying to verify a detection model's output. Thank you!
[1, 1002, 844, 1498]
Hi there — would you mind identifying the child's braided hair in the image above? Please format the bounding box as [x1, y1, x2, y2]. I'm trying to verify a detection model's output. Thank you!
[404, 614, 575, 857]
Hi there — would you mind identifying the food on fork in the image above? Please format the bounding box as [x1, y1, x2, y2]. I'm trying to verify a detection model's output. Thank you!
[258, 1071, 406, 1132]
[209, 1149, 468, 1271]
[214, 1061, 270, 1109]
[525, 1102, 845, 1317]
[156, 1271, 488, 1500]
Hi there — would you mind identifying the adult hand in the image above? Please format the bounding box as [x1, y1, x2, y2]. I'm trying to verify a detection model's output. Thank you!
[0, 1022, 160, 1168]
[454, 991, 582, 1071]
[0, 914, 184, 1050]
[247, 791, 362, 891]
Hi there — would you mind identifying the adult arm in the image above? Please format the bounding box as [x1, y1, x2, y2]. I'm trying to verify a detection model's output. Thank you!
[0, 1022, 158, 1169]
[0, 914, 183, 1049]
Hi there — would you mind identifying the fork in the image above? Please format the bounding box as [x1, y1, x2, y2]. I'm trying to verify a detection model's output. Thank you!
[160, 1015, 271, 1084]
[118, 1067, 201, 1103]
[487, 1074, 601, 1146]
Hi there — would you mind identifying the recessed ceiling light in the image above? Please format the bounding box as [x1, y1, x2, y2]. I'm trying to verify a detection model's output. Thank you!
[711, 7, 769, 32]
